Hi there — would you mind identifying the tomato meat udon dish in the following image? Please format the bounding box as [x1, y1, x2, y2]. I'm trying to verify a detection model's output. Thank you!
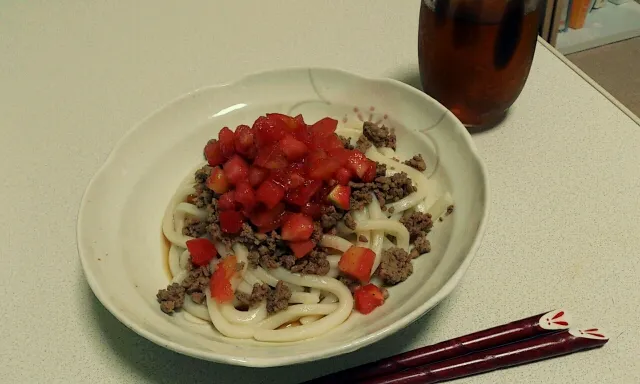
[158, 113, 454, 342]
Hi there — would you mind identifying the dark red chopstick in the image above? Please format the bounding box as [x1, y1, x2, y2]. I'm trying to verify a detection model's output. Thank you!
[360, 327, 608, 384]
[304, 309, 571, 384]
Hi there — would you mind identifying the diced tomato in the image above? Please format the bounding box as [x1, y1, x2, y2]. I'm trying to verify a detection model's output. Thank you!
[204, 140, 225, 166]
[327, 185, 350, 210]
[354, 284, 385, 314]
[289, 240, 316, 258]
[249, 202, 285, 230]
[312, 133, 343, 152]
[335, 167, 352, 185]
[267, 113, 305, 133]
[218, 127, 236, 158]
[210, 255, 237, 303]
[362, 160, 377, 182]
[256, 179, 286, 209]
[300, 202, 323, 220]
[206, 167, 229, 194]
[285, 180, 322, 206]
[234, 124, 256, 158]
[218, 191, 237, 211]
[346, 150, 373, 180]
[254, 144, 288, 169]
[281, 213, 314, 241]
[248, 166, 269, 187]
[338, 246, 375, 283]
[280, 134, 308, 161]
[308, 157, 341, 181]
[270, 168, 305, 190]
[219, 210, 244, 234]
[309, 117, 338, 138]
[253, 115, 285, 146]
[223, 155, 249, 185]
[234, 181, 256, 211]
[185, 238, 218, 266]
[307, 149, 327, 163]
[328, 148, 352, 166]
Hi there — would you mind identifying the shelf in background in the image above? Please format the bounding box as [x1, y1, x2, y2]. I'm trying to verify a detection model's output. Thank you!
[557, 1, 640, 54]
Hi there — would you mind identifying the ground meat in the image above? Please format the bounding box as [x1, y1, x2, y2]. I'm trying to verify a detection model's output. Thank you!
[291, 249, 330, 275]
[337, 275, 361, 293]
[377, 248, 413, 285]
[410, 235, 431, 258]
[236, 283, 270, 307]
[388, 207, 395, 214]
[320, 205, 345, 231]
[207, 222, 233, 249]
[311, 223, 324, 243]
[280, 254, 296, 269]
[355, 135, 372, 153]
[157, 283, 186, 314]
[194, 165, 212, 184]
[193, 185, 215, 209]
[400, 212, 433, 240]
[181, 264, 211, 304]
[358, 235, 368, 242]
[343, 212, 357, 230]
[338, 135, 354, 150]
[237, 223, 261, 247]
[403, 154, 427, 172]
[267, 281, 291, 314]
[349, 172, 416, 210]
[363, 121, 396, 150]
[446, 205, 455, 215]
[259, 252, 280, 269]
[182, 218, 208, 238]
[248, 250, 260, 269]
[376, 163, 387, 177]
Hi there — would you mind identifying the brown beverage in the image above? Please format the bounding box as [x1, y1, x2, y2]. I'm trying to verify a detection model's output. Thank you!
[418, 0, 542, 127]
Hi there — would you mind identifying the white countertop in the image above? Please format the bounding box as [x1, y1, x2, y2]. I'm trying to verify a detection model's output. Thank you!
[1, 2, 639, 383]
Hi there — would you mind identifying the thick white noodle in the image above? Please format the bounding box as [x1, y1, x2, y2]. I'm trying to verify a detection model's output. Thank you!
[183, 296, 210, 321]
[426, 192, 454, 221]
[236, 281, 253, 295]
[320, 235, 353, 252]
[326, 255, 341, 278]
[355, 220, 410, 251]
[205, 289, 256, 339]
[290, 291, 321, 304]
[365, 147, 430, 214]
[367, 197, 385, 274]
[171, 270, 188, 284]
[336, 221, 354, 235]
[215, 242, 229, 257]
[353, 208, 371, 248]
[252, 267, 304, 292]
[378, 147, 396, 157]
[168, 245, 184, 277]
[220, 301, 268, 325]
[257, 304, 338, 330]
[179, 249, 190, 270]
[175, 202, 208, 222]
[415, 179, 442, 214]
[243, 270, 264, 286]
[253, 268, 353, 342]
[335, 127, 363, 139]
[162, 185, 196, 248]
[299, 293, 339, 324]
[382, 237, 395, 249]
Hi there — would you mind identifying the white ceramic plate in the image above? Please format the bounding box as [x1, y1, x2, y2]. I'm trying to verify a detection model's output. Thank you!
[77, 68, 488, 367]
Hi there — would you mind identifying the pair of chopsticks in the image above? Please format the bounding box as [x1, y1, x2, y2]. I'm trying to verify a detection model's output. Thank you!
[304, 309, 608, 384]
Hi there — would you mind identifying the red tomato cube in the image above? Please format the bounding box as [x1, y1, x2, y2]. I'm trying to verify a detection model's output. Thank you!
[288, 240, 316, 258]
[300, 202, 323, 220]
[335, 167, 352, 185]
[219, 210, 244, 234]
[218, 127, 236, 158]
[223, 155, 249, 185]
[361, 160, 377, 182]
[253, 115, 285, 146]
[218, 191, 237, 211]
[327, 185, 350, 210]
[249, 202, 285, 231]
[234, 124, 256, 159]
[186, 238, 218, 266]
[309, 117, 338, 138]
[204, 140, 225, 166]
[280, 134, 308, 161]
[346, 150, 373, 180]
[256, 179, 286, 209]
[248, 166, 269, 187]
[210, 255, 237, 303]
[281, 213, 314, 241]
[338, 246, 375, 283]
[206, 167, 229, 194]
[254, 144, 288, 169]
[234, 181, 256, 211]
[354, 284, 385, 314]
[308, 157, 341, 181]
[284, 180, 322, 206]
[266, 113, 305, 133]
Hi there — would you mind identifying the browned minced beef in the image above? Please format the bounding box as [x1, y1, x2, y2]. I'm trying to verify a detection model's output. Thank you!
[194, 165, 211, 184]
[311, 223, 324, 243]
[338, 275, 361, 293]
[400, 211, 433, 240]
[267, 281, 291, 314]
[403, 154, 427, 172]
[193, 184, 215, 209]
[320, 205, 345, 231]
[377, 247, 413, 285]
[376, 163, 387, 177]
[157, 283, 186, 314]
[338, 135, 354, 150]
[207, 222, 233, 249]
[350, 172, 416, 210]
[355, 135, 372, 153]
[182, 217, 208, 238]
[446, 204, 455, 215]
[235, 283, 270, 307]
[181, 263, 211, 304]
[363, 121, 396, 150]
[410, 235, 431, 258]
[290, 249, 330, 275]
[343, 212, 357, 230]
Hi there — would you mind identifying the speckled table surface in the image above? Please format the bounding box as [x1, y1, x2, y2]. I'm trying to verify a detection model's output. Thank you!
[1, 2, 639, 383]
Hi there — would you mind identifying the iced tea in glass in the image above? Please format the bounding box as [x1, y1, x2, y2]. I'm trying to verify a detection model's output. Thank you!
[418, 0, 543, 128]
